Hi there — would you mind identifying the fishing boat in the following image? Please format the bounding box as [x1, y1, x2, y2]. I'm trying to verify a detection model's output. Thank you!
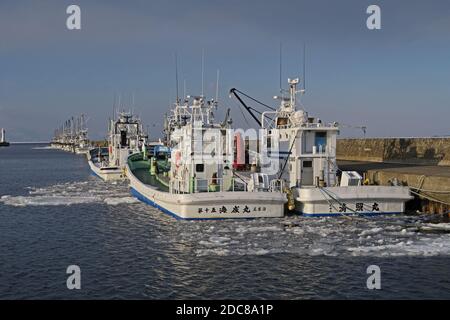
[51, 114, 91, 153]
[88, 111, 145, 181]
[242, 78, 412, 217]
[74, 114, 92, 154]
[0, 128, 10, 147]
[127, 95, 287, 219]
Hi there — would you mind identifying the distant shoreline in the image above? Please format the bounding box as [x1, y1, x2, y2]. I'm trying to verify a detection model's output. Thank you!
[7, 140, 108, 146]
[8, 142, 50, 144]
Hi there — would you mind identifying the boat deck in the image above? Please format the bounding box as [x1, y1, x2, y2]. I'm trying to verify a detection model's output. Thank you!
[131, 168, 169, 192]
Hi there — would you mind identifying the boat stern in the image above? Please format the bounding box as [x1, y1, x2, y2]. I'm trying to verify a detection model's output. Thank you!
[294, 185, 413, 217]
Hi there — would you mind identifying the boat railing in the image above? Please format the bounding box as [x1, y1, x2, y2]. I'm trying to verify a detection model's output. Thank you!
[170, 177, 248, 194]
[261, 111, 338, 130]
[170, 176, 284, 194]
[269, 179, 284, 192]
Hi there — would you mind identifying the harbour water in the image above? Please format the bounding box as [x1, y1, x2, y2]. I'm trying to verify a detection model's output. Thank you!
[1, 144, 449, 299]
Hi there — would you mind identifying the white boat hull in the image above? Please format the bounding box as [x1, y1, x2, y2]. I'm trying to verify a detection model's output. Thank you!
[75, 147, 90, 155]
[294, 186, 413, 217]
[127, 164, 287, 220]
[88, 160, 126, 181]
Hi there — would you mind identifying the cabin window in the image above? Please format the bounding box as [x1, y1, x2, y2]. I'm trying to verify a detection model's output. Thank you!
[120, 130, 127, 146]
[315, 132, 327, 152]
[303, 161, 313, 168]
[196, 164, 204, 172]
[277, 117, 288, 126]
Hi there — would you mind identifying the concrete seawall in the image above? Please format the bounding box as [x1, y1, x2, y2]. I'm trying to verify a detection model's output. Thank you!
[337, 138, 450, 166]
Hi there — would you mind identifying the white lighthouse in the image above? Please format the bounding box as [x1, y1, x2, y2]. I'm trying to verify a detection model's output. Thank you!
[0, 128, 10, 146]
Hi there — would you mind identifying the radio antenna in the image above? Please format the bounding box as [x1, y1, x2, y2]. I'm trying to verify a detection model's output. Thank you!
[112, 93, 116, 121]
[175, 52, 179, 103]
[302, 43, 306, 93]
[201, 49, 205, 97]
[279, 42, 283, 94]
[215, 69, 220, 102]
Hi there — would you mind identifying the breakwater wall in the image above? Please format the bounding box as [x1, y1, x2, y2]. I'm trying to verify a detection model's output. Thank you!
[337, 138, 450, 166]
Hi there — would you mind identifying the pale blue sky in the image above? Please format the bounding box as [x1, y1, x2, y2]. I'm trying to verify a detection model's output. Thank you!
[0, 0, 449, 141]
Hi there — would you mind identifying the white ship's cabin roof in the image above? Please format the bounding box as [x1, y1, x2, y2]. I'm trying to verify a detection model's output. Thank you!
[264, 110, 340, 131]
[260, 78, 340, 132]
[294, 118, 340, 131]
[169, 95, 219, 128]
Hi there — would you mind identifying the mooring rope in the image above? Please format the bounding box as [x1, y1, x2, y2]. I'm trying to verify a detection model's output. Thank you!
[410, 189, 450, 206]
[317, 187, 354, 220]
